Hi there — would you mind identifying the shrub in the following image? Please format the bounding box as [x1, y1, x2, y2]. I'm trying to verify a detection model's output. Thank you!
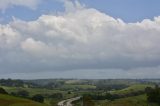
[32, 94, 44, 103]
[0, 87, 8, 94]
[146, 85, 160, 104]
[17, 90, 29, 98]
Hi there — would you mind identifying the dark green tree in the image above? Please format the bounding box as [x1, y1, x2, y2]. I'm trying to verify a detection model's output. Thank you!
[17, 90, 29, 98]
[146, 85, 160, 104]
[32, 94, 44, 103]
[0, 87, 8, 94]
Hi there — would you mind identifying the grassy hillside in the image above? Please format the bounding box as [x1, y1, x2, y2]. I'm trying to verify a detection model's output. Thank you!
[95, 95, 158, 106]
[0, 94, 48, 106]
[107, 95, 148, 106]
[95, 95, 147, 106]
[111, 84, 153, 95]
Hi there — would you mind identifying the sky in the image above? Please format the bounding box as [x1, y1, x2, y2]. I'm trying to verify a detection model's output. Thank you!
[1, 0, 160, 79]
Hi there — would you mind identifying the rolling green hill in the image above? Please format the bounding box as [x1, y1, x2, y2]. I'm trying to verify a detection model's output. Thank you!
[0, 94, 48, 106]
[111, 84, 153, 95]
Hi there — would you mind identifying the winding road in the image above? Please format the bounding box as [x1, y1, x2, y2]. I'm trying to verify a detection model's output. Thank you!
[57, 96, 81, 106]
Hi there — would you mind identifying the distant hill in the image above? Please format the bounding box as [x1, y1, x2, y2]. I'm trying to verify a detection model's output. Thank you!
[0, 94, 47, 106]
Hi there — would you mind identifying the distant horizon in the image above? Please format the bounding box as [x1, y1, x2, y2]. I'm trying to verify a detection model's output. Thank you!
[1, 78, 160, 80]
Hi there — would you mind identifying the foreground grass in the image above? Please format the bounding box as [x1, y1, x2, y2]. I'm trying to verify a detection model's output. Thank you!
[95, 95, 158, 106]
[107, 95, 147, 106]
[0, 94, 48, 106]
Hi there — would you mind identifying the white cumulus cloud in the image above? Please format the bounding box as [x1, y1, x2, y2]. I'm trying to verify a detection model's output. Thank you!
[0, 0, 160, 78]
[0, 24, 20, 48]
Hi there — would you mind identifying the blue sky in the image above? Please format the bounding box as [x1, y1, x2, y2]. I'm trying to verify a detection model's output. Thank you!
[1, 0, 160, 23]
[1, 0, 160, 79]
[81, 0, 160, 22]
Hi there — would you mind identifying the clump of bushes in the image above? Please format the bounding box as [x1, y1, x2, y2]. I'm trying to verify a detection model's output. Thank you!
[146, 85, 160, 104]
[11, 90, 29, 98]
[0, 87, 8, 94]
[31, 94, 44, 103]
